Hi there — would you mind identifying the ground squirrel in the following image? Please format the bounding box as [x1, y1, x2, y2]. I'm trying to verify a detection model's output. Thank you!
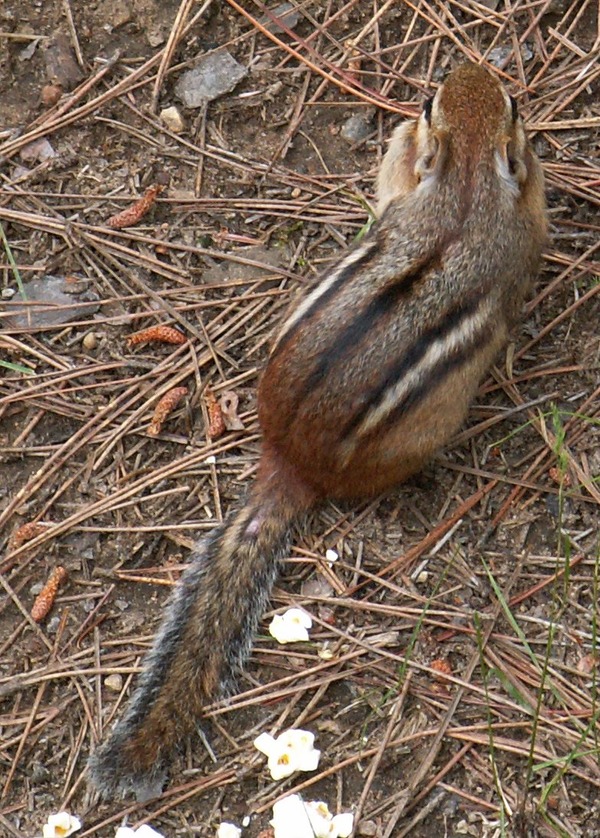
[88, 63, 547, 800]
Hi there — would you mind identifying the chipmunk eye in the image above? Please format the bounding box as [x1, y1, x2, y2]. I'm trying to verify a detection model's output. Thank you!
[509, 95, 519, 122]
[422, 97, 433, 123]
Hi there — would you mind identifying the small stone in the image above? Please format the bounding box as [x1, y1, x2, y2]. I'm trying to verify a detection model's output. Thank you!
[146, 26, 166, 47]
[41, 83, 62, 107]
[357, 820, 378, 836]
[104, 673, 123, 692]
[160, 105, 185, 133]
[258, 2, 300, 33]
[10, 165, 32, 181]
[340, 113, 372, 143]
[82, 332, 97, 350]
[488, 44, 533, 67]
[20, 137, 57, 163]
[30, 762, 51, 784]
[175, 50, 248, 108]
[19, 39, 40, 62]
[301, 576, 334, 598]
[487, 46, 511, 67]
[46, 615, 61, 633]
[43, 32, 83, 90]
[110, 0, 133, 28]
[1, 287, 15, 299]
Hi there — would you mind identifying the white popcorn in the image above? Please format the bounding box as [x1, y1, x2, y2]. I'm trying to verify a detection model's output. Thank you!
[135, 827, 166, 838]
[254, 728, 320, 780]
[269, 608, 312, 644]
[114, 826, 164, 838]
[42, 813, 82, 838]
[330, 812, 354, 837]
[325, 549, 339, 563]
[270, 795, 312, 838]
[270, 795, 354, 838]
[216, 823, 242, 838]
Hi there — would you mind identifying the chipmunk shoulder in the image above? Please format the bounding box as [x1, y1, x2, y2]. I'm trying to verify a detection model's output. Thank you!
[88, 63, 546, 800]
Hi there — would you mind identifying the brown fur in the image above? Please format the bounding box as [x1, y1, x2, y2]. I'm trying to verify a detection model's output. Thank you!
[88, 63, 547, 799]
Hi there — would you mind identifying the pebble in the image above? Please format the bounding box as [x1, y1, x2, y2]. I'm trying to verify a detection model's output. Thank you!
[357, 820, 378, 836]
[41, 83, 62, 108]
[259, 2, 300, 32]
[159, 105, 185, 133]
[175, 50, 247, 108]
[488, 43, 533, 67]
[43, 33, 83, 90]
[340, 113, 372, 143]
[104, 673, 123, 692]
[20, 137, 57, 163]
[82, 332, 97, 350]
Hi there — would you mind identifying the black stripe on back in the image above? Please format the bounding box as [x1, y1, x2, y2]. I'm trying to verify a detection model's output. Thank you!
[299, 254, 439, 403]
[271, 242, 379, 359]
[362, 320, 494, 438]
[342, 292, 485, 440]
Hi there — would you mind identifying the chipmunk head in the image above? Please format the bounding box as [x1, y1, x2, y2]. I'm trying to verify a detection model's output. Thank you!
[376, 62, 542, 216]
[414, 63, 530, 194]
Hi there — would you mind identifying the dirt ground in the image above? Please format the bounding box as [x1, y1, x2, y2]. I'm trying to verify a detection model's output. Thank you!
[1, 1, 599, 837]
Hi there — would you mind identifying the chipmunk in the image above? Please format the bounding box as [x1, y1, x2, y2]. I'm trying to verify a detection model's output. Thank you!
[88, 63, 547, 800]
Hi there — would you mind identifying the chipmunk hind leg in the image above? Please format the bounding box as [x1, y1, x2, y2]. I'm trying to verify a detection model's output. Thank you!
[87, 454, 314, 800]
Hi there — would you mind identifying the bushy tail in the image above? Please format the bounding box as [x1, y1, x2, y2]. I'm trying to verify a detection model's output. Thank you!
[88, 467, 312, 800]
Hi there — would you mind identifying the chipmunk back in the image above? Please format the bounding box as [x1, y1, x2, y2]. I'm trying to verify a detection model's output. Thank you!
[88, 63, 546, 799]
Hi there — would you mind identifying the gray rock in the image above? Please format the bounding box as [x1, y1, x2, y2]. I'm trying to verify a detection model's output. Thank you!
[259, 2, 300, 32]
[340, 113, 373, 143]
[488, 43, 533, 67]
[175, 50, 247, 108]
[2, 275, 99, 330]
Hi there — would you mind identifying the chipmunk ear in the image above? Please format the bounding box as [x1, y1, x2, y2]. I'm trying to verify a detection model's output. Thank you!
[422, 96, 433, 123]
[496, 134, 528, 190]
[414, 130, 447, 186]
